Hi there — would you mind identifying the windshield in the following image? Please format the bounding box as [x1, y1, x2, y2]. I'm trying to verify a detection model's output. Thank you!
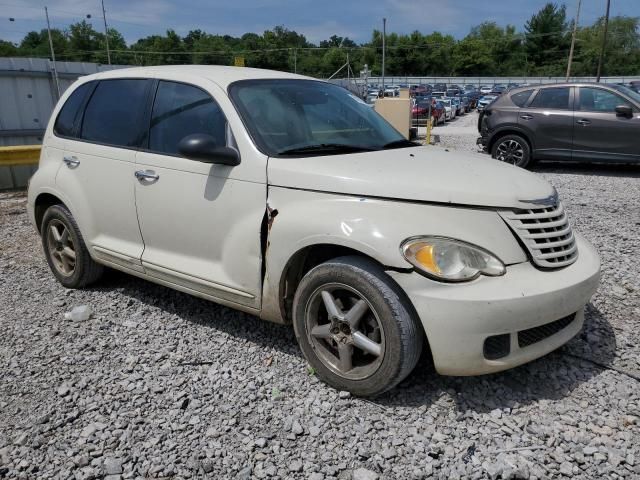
[610, 84, 640, 105]
[229, 79, 411, 156]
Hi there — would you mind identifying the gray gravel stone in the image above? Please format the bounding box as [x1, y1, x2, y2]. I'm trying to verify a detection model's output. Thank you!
[352, 467, 379, 480]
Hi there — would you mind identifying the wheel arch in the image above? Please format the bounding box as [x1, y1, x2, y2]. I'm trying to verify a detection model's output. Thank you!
[488, 127, 534, 154]
[34, 192, 68, 233]
[275, 243, 391, 325]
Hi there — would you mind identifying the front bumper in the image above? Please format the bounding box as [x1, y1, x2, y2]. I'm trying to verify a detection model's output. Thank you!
[388, 233, 600, 376]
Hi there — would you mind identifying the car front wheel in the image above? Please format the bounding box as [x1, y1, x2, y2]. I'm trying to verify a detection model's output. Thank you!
[491, 134, 531, 168]
[293, 256, 423, 397]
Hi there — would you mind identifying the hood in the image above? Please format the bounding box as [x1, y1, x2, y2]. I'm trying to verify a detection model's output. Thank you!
[267, 146, 555, 209]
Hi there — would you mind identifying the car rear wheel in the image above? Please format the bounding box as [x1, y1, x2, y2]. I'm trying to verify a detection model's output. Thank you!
[293, 256, 423, 397]
[41, 204, 103, 288]
[492, 134, 531, 168]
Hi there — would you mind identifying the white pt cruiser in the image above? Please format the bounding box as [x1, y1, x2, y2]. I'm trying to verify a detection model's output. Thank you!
[28, 66, 600, 396]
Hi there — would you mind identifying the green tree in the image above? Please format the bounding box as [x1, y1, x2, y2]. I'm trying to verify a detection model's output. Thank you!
[524, 2, 569, 75]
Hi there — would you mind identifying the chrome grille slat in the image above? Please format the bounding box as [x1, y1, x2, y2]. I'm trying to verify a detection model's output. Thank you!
[515, 215, 568, 230]
[499, 201, 578, 269]
[506, 203, 564, 220]
[520, 224, 572, 239]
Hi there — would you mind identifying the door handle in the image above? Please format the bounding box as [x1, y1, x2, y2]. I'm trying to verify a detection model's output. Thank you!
[520, 114, 533, 120]
[577, 119, 591, 126]
[63, 156, 80, 168]
[135, 170, 159, 182]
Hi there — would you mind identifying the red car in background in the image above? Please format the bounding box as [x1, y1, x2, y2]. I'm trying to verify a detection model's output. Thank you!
[412, 98, 445, 125]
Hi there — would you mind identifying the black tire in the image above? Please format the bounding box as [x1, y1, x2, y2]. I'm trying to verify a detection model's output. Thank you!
[41, 204, 103, 288]
[491, 134, 532, 169]
[293, 256, 423, 397]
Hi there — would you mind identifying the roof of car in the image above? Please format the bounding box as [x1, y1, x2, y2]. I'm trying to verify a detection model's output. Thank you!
[83, 65, 312, 89]
[510, 81, 625, 92]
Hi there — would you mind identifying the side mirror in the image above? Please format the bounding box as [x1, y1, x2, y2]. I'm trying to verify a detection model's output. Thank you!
[177, 133, 240, 166]
[615, 105, 633, 118]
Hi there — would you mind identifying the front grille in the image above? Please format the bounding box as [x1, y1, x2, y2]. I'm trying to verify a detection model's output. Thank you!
[500, 202, 578, 268]
[517, 314, 576, 348]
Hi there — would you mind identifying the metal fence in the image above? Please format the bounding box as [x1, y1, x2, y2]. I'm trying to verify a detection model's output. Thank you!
[0, 57, 126, 189]
[361, 75, 640, 87]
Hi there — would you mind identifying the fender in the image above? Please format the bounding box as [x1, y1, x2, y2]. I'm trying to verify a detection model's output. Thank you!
[259, 187, 528, 323]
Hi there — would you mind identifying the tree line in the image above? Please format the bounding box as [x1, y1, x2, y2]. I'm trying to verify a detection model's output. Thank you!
[1, 3, 639, 78]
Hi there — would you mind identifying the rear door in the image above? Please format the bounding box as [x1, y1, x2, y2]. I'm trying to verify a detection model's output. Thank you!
[55, 78, 151, 272]
[572, 86, 640, 163]
[518, 86, 574, 160]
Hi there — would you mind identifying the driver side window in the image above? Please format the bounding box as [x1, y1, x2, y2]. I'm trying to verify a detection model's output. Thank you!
[578, 87, 631, 113]
[149, 81, 227, 156]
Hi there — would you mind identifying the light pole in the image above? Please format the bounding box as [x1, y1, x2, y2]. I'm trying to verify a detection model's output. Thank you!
[44, 6, 61, 99]
[101, 0, 111, 65]
[596, 0, 611, 82]
[566, 0, 581, 80]
[381, 18, 386, 92]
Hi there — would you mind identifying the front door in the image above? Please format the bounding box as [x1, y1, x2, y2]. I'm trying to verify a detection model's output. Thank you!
[518, 86, 574, 160]
[55, 78, 151, 272]
[572, 86, 640, 163]
[134, 80, 266, 309]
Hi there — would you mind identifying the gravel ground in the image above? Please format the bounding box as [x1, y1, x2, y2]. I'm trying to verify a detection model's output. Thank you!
[1, 128, 639, 479]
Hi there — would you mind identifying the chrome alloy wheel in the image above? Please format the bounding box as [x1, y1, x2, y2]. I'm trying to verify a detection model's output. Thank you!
[46, 219, 76, 276]
[495, 139, 524, 165]
[304, 283, 385, 380]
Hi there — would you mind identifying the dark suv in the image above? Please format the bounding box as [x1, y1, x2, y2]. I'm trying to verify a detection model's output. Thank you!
[477, 82, 640, 168]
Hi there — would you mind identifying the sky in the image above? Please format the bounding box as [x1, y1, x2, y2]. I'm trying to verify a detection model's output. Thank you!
[2, 0, 639, 45]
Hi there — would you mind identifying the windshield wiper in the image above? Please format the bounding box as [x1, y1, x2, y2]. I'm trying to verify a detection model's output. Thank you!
[381, 139, 420, 149]
[276, 143, 377, 156]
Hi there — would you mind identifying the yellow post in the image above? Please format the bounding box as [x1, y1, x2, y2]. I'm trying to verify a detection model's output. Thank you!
[425, 116, 432, 145]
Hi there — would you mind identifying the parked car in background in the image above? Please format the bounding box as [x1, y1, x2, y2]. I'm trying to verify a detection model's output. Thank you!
[478, 82, 640, 168]
[450, 97, 463, 116]
[491, 84, 507, 95]
[439, 98, 455, 120]
[477, 95, 497, 111]
[27, 65, 601, 397]
[480, 85, 493, 94]
[432, 100, 446, 124]
[433, 83, 447, 92]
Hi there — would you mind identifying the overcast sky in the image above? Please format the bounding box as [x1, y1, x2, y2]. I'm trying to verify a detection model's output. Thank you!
[2, 0, 639, 45]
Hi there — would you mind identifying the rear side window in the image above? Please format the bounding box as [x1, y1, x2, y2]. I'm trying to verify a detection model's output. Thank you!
[511, 89, 533, 107]
[81, 79, 148, 147]
[54, 82, 94, 137]
[149, 81, 227, 155]
[530, 87, 570, 110]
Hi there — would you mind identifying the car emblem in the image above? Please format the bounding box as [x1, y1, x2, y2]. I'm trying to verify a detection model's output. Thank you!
[519, 189, 558, 207]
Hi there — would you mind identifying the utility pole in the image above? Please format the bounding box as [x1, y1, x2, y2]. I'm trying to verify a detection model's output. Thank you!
[566, 0, 581, 80]
[44, 6, 61, 99]
[596, 0, 611, 82]
[381, 18, 386, 92]
[293, 48, 297, 74]
[101, 0, 111, 65]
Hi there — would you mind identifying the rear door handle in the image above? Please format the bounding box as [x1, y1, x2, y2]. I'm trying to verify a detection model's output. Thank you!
[577, 119, 591, 126]
[135, 170, 159, 182]
[63, 156, 80, 168]
[520, 114, 533, 120]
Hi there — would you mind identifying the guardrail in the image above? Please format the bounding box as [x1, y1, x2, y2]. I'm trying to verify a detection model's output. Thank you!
[0, 146, 41, 167]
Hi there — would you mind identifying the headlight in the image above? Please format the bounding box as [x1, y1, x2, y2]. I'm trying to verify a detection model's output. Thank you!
[401, 236, 505, 282]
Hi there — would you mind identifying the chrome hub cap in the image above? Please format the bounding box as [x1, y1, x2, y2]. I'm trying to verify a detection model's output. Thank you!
[46, 220, 76, 276]
[305, 284, 385, 380]
[496, 139, 524, 165]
